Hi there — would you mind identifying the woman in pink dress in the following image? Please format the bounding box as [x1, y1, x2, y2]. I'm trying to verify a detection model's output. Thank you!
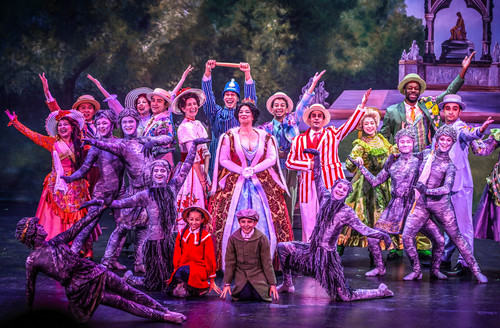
[5, 108, 99, 257]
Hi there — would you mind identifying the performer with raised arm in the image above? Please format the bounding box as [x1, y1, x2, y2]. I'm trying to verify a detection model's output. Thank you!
[348, 129, 421, 276]
[277, 148, 394, 301]
[401, 125, 487, 283]
[202, 60, 257, 178]
[286, 90, 369, 242]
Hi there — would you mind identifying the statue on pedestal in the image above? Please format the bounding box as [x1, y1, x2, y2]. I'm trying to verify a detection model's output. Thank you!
[450, 12, 467, 40]
[440, 12, 474, 63]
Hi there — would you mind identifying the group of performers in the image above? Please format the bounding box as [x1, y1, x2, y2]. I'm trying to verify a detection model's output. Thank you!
[6, 51, 500, 324]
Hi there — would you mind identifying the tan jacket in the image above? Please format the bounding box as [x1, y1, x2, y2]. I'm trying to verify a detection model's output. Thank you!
[223, 228, 277, 301]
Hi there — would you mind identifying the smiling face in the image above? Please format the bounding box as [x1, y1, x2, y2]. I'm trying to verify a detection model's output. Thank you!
[33, 223, 48, 247]
[238, 105, 254, 125]
[272, 98, 288, 121]
[121, 116, 138, 136]
[77, 103, 95, 122]
[443, 102, 461, 125]
[187, 210, 204, 231]
[223, 91, 239, 109]
[181, 97, 199, 120]
[308, 110, 325, 131]
[238, 217, 258, 234]
[332, 182, 350, 200]
[438, 135, 454, 153]
[96, 117, 113, 137]
[404, 81, 421, 105]
[150, 95, 167, 115]
[397, 135, 414, 154]
[136, 96, 151, 117]
[57, 118, 74, 140]
[362, 117, 377, 137]
[152, 165, 169, 185]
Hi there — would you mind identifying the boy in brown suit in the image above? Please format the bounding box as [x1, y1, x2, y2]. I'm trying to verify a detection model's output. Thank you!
[220, 209, 279, 302]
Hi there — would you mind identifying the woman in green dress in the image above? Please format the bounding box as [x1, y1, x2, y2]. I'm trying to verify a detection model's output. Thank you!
[339, 108, 395, 255]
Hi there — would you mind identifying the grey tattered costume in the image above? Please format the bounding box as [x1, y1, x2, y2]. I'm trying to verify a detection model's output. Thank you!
[85, 108, 173, 272]
[348, 129, 422, 276]
[401, 125, 487, 283]
[15, 214, 186, 324]
[277, 148, 394, 301]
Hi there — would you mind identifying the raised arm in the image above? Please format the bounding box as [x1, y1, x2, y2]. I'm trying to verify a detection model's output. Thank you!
[171, 65, 194, 97]
[5, 110, 54, 151]
[170, 138, 210, 193]
[202, 60, 218, 123]
[39, 73, 61, 112]
[241, 62, 257, 103]
[87, 74, 124, 114]
[335, 89, 370, 140]
[304, 148, 329, 203]
[295, 70, 325, 123]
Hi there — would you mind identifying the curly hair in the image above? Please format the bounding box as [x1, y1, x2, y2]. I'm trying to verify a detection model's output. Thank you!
[58, 117, 85, 169]
[118, 107, 141, 126]
[434, 125, 457, 144]
[234, 101, 260, 125]
[15, 217, 40, 249]
[394, 128, 416, 144]
[178, 93, 201, 115]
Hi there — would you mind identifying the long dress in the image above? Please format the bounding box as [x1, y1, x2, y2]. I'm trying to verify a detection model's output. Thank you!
[339, 133, 393, 248]
[9, 119, 98, 241]
[175, 118, 210, 231]
[471, 129, 500, 244]
[209, 128, 293, 270]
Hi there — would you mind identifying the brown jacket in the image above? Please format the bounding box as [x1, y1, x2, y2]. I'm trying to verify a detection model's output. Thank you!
[223, 228, 277, 301]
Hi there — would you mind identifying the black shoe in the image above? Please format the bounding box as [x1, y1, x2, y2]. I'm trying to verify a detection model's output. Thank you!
[337, 245, 345, 256]
[440, 260, 451, 271]
[446, 263, 471, 277]
[387, 250, 403, 261]
[417, 250, 432, 261]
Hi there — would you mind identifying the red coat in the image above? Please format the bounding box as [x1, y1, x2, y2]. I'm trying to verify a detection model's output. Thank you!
[168, 229, 217, 289]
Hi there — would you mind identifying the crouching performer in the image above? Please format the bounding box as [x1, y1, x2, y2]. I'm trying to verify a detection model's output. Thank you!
[401, 125, 487, 283]
[277, 148, 394, 301]
[15, 215, 186, 324]
[347, 129, 421, 277]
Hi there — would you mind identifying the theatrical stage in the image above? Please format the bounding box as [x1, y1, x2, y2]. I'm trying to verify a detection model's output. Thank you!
[0, 201, 499, 328]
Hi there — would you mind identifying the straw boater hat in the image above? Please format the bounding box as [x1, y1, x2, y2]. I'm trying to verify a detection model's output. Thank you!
[398, 73, 427, 95]
[356, 107, 381, 131]
[302, 104, 331, 128]
[45, 110, 85, 137]
[235, 208, 260, 222]
[146, 88, 173, 107]
[171, 88, 207, 115]
[72, 95, 101, 111]
[438, 94, 467, 111]
[181, 206, 212, 225]
[124, 87, 154, 109]
[266, 92, 294, 114]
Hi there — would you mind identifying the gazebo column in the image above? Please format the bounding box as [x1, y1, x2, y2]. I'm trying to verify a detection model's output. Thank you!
[424, 13, 436, 63]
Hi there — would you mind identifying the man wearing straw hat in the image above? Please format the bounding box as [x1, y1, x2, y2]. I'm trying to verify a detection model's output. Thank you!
[438, 94, 493, 276]
[259, 71, 325, 221]
[202, 59, 257, 178]
[286, 91, 369, 242]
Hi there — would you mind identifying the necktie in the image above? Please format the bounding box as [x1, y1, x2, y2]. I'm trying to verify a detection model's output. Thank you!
[410, 106, 416, 123]
[313, 132, 320, 148]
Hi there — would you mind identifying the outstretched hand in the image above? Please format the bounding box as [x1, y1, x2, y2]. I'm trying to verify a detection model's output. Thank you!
[270, 285, 279, 301]
[39, 73, 50, 96]
[312, 70, 326, 84]
[304, 148, 320, 156]
[479, 116, 494, 134]
[205, 59, 216, 76]
[462, 51, 476, 69]
[193, 138, 211, 146]
[142, 141, 156, 158]
[346, 155, 362, 167]
[182, 65, 194, 80]
[79, 199, 104, 210]
[361, 88, 372, 108]
[5, 109, 16, 121]
[87, 74, 100, 86]
[220, 285, 232, 299]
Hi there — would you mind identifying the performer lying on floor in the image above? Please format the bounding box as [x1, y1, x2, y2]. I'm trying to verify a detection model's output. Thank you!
[15, 215, 186, 324]
[277, 148, 394, 301]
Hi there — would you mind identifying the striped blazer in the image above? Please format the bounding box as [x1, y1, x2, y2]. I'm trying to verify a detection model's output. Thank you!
[285, 106, 365, 203]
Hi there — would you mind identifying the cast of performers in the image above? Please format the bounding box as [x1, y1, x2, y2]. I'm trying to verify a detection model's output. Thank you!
[286, 90, 369, 242]
[209, 101, 293, 270]
[167, 206, 221, 298]
[277, 148, 394, 301]
[340, 107, 394, 251]
[5, 109, 99, 258]
[171, 88, 211, 232]
[15, 215, 186, 324]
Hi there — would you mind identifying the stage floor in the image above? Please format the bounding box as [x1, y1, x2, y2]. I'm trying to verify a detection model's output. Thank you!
[0, 201, 499, 328]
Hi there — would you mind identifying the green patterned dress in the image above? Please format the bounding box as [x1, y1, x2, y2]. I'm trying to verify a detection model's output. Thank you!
[339, 133, 394, 248]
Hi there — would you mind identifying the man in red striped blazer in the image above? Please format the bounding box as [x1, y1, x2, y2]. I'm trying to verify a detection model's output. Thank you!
[286, 91, 370, 242]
